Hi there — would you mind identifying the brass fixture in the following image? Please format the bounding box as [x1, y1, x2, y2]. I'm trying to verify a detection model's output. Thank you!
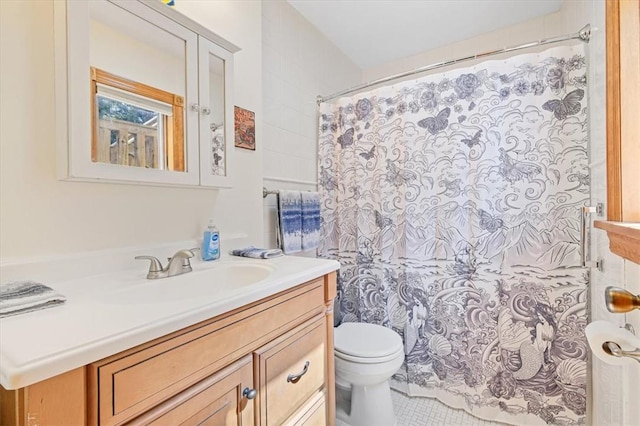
[605, 286, 640, 313]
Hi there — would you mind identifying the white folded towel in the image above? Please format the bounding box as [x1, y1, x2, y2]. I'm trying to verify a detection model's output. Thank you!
[0, 280, 66, 318]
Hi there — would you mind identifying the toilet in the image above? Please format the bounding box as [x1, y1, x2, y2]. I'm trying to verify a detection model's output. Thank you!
[334, 322, 405, 426]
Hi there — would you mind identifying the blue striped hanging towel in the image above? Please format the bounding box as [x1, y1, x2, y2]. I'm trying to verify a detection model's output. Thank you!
[301, 192, 320, 251]
[278, 190, 302, 253]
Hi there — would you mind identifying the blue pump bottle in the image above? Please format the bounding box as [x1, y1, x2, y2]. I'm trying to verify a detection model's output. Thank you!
[202, 219, 220, 261]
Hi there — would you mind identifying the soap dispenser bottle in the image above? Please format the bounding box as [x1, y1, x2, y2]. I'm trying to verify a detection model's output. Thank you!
[202, 219, 220, 261]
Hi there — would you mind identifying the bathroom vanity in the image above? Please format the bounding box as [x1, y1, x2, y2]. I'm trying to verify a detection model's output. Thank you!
[0, 255, 339, 426]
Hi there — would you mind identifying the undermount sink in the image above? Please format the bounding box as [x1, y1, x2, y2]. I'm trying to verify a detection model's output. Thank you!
[199, 262, 273, 285]
[102, 262, 274, 304]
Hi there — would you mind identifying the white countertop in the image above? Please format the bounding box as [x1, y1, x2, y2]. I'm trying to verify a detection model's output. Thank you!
[0, 254, 340, 389]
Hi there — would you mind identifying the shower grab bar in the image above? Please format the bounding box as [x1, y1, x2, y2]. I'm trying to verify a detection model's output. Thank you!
[580, 204, 604, 271]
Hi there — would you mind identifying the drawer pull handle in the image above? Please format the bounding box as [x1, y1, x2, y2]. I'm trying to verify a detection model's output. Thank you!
[242, 387, 257, 400]
[287, 361, 310, 383]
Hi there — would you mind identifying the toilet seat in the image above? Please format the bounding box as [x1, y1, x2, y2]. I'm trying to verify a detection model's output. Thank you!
[334, 322, 403, 363]
[335, 347, 403, 364]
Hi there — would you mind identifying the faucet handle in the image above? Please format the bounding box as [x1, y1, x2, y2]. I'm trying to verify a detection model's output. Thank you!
[135, 256, 164, 279]
[167, 249, 199, 262]
[167, 249, 199, 274]
[135, 256, 163, 271]
[172, 249, 196, 259]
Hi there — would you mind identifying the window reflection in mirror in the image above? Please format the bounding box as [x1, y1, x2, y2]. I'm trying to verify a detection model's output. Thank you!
[88, 0, 187, 171]
[91, 68, 186, 171]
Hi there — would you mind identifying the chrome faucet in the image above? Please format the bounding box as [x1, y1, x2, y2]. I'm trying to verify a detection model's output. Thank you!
[135, 248, 199, 279]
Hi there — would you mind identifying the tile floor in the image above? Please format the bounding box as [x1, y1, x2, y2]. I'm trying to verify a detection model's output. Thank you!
[336, 390, 511, 426]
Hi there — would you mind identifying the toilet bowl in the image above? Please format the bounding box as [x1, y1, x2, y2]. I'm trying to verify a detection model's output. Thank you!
[334, 322, 404, 426]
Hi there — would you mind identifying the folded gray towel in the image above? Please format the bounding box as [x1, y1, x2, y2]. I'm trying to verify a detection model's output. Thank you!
[0, 280, 66, 318]
[230, 247, 283, 259]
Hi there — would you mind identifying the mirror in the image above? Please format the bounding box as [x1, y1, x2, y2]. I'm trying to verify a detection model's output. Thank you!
[197, 34, 235, 187]
[207, 53, 226, 177]
[88, 1, 187, 172]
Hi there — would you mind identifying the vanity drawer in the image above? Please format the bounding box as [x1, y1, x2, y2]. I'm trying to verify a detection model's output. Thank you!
[89, 278, 325, 426]
[127, 355, 254, 426]
[254, 316, 326, 426]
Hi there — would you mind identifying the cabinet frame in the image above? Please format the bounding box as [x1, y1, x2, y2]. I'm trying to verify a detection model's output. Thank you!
[87, 277, 328, 425]
[54, 0, 239, 188]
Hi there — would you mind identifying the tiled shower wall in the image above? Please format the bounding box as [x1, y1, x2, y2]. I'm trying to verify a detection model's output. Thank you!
[261, 0, 361, 249]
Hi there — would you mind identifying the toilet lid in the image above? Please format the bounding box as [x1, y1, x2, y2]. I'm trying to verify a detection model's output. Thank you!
[334, 322, 403, 358]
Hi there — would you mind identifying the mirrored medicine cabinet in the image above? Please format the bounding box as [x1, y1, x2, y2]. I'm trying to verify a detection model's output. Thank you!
[54, 0, 239, 188]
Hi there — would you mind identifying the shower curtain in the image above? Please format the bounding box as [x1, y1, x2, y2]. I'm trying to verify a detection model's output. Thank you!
[318, 45, 589, 426]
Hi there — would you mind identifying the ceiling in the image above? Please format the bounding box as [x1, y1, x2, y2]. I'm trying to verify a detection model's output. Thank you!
[287, 0, 563, 69]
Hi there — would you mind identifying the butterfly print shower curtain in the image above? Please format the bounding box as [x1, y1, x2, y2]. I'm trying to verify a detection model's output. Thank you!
[318, 45, 589, 426]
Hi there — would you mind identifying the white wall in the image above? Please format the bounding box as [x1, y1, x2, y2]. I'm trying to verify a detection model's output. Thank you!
[260, 0, 361, 248]
[362, 5, 591, 82]
[0, 0, 262, 259]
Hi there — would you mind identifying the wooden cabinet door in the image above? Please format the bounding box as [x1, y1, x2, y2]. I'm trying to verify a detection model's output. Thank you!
[129, 355, 255, 426]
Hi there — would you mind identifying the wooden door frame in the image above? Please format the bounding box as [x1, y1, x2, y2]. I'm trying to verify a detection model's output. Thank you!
[605, 0, 640, 222]
[596, 0, 640, 263]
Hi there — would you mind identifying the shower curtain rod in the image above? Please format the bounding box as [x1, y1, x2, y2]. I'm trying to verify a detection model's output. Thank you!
[317, 24, 591, 104]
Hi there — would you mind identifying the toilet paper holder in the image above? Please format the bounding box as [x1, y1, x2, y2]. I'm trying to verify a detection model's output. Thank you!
[605, 286, 640, 313]
[602, 341, 640, 364]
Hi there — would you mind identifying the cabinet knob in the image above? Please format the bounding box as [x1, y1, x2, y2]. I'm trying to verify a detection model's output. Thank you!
[242, 387, 257, 400]
[191, 103, 200, 112]
[201, 106, 211, 115]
